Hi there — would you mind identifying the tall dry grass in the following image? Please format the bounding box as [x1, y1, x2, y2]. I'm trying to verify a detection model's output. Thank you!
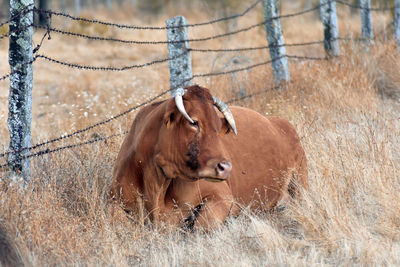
[0, 1, 399, 265]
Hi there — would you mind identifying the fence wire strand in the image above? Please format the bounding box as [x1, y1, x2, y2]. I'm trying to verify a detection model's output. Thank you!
[0, 89, 169, 159]
[189, 40, 327, 53]
[35, 50, 188, 71]
[33, 2, 325, 45]
[0, 131, 127, 170]
[0, 53, 326, 161]
[0, 0, 394, 36]
[0, 36, 366, 81]
[32, 0, 262, 30]
[0, 0, 395, 169]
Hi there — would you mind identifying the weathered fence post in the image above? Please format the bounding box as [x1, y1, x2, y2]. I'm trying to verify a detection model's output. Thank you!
[360, 0, 374, 45]
[8, 0, 34, 183]
[106, 0, 112, 9]
[319, 0, 340, 56]
[166, 16, 193, 95]
[395, 0, 400, 49]
[262, 0, 290, 85]
[75, 0, 81, 15]
[38, 0, 49, 26]
[61, 0, 66, 13]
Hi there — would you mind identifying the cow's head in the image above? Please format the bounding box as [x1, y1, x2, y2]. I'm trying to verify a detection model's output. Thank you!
[155, 85, 236, 183]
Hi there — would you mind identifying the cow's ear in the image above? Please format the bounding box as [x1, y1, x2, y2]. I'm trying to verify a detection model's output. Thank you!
[165, 110, 175, 128]
[219, 118, 231, 136]
[164, 100, 176, 128]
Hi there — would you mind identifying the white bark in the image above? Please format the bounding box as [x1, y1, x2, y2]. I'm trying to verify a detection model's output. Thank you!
[320, 0, 340, 56]
[360, 0, 374, 45]
[263, 0, 290, 85]
[8, 0, 34, 183]
[166, 16, 193, 95]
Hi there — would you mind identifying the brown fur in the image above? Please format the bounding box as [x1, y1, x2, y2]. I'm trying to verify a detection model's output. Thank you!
[110, 85, 308, 229]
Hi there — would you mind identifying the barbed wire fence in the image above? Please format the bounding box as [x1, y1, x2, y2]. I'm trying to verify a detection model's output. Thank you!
[0, 0, 398, 177]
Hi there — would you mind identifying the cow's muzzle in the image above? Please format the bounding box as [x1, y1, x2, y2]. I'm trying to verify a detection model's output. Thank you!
[199, 160, 232, 182]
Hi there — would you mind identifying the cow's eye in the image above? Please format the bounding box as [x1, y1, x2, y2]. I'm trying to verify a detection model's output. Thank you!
[190, 120, 199, 130]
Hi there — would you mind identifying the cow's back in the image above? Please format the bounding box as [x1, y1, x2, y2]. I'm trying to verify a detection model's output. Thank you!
[223, 106, 308, 210]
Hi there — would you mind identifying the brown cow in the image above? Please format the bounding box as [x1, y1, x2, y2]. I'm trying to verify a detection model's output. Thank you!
[110, 85, 308, 229]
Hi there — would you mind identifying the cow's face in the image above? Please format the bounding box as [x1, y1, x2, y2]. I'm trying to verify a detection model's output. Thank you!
[155, 86, 233, 183]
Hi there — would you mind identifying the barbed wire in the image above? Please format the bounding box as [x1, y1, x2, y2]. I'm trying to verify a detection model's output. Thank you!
[0, 59, 306, 169]
[0, 35, 364, 82]
[33, 2, 325, 45]
[0, 131, 127, 170]
[0, 52, 327, 167]
[0, 32, 8, 40]
[0, 84, 278, 169]
[0, 73, 10, 81]
[0, 37, 334, 81]
[35, 50, 188, 71]
[193, 54, 326, 79]
[0, 0, 394, 39]
[0, 38, 328, 82]
[0, 55, 39, 82]
[0, 25, 51, 82]
[0, 89, 169, 159]
[189, 40, 327, 53]
[0, 0, 394, 167]
[0, 0, 395, 33]
[1, 32, 386, 84]
[3, 0, 393, 46]
[32, 40, 328, 71]
[0, 53, 327, 161]
[0, 21, 36, 41]
[226, 84, 281, 105]
[32, 0, 262, 31]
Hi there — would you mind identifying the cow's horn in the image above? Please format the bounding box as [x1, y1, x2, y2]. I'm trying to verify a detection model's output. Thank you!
[174, 88, 194, 124]
[213, 97, 237, 135]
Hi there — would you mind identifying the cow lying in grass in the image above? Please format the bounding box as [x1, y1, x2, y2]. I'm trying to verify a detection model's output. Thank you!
[110, 85, 308, 230]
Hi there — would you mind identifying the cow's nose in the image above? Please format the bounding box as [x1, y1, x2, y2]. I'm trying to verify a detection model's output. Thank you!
[216, 161, 232, 179]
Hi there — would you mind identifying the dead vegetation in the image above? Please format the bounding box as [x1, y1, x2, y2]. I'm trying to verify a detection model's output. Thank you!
[0, 1, 399, 265]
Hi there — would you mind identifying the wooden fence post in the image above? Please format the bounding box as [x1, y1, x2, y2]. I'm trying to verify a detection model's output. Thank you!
[38, 0, 49, 26]
[319, 0, 340, 56]
[75, 0, 81, 15]
[262, 0, 290, 85]
[8, 0, 34, 183]
[395, 0, 400, 49]
[106, 0, 112, 9]
[166, 16, 193, 95]
[360, 0, 374, 45]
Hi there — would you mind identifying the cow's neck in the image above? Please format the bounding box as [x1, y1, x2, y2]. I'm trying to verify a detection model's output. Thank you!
[143, 163, 173, 223]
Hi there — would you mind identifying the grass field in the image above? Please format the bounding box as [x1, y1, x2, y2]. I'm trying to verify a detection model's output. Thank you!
[0, 1, 399, 265]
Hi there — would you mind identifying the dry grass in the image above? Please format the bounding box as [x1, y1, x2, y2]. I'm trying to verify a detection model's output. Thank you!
[0, 1, 400, 265]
